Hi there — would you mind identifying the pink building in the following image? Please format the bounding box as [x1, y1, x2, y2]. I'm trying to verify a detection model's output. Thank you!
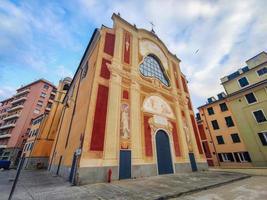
[0, 79, 57, 166]
[0, 97, 13, 155]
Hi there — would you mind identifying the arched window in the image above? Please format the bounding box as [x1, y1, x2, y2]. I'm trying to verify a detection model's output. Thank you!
[139, 55, 170, 86]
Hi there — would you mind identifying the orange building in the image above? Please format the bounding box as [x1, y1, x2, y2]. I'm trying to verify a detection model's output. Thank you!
[197, 93, 252, 167]
[0, 79, 57, 166]
[22, 78, 71, 169]
[49, 14, 207, 184]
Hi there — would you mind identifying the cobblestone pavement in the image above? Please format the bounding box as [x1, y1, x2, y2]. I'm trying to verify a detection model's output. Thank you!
[0, 170, 249, 200]
[174, 176, 267, 200]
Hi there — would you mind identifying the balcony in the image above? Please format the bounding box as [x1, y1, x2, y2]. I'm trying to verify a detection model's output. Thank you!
[48, 99, 54, 103]
[0, 145, 7, 148]
[15, 88, 30, 97]
[0, 134, 11, 139]
[51, 91, 56, 96]
[8, 105, 24, 112]
[3, 113, 20, 121]
[12, 96, 27, 104]
[45, 107, 51, 111]
[0, 123, 15, 130]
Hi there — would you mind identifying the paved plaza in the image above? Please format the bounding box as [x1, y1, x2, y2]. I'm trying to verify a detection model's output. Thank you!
[0, 169, 251, 200]
[175, 176, 267, 200]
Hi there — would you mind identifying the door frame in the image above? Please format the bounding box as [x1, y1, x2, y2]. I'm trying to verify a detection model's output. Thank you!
[153, 128, 175, 175]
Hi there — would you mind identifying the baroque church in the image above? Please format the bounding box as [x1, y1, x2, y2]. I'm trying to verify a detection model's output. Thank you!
[49, 13, 207, 184]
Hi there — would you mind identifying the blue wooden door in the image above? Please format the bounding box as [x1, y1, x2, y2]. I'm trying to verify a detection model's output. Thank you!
[189, 153, 198, 171]
[156, 130, 174, 175]
[119, 150, 131, 179]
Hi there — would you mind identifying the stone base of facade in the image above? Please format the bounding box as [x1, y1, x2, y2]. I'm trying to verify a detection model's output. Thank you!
[0, 147, 22, 168]
[252, 161, 267, 167]
[78, 166, 119, 185]
[195, 162, 209, 171]
[49, 164, 72, 180]
[23, 157, 49, 169]
[49, 161, 208, 185]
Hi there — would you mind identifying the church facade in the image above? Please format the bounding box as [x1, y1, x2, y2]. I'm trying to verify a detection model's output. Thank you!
[49, 14, 207, 184]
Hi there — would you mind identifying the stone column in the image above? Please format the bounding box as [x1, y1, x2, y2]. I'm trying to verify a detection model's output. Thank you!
[130, 81, 143, 163]
[174, 99, 189, 161]
[103, 25, 123, 165]
[183, 98, 201, 160]
[103, 71, 122, 165]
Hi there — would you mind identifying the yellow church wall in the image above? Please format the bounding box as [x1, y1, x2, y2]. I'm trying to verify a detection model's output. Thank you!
[50, 14, 207, 184]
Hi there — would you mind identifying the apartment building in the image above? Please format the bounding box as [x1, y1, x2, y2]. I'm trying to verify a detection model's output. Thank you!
[0, 79, 57, 166]
[22, 77, 71, 169]
[0, 97, 13, 155]
[197, 51, 267, 167]
[221, 51, 267, 167]
[197, 94, 252, 167]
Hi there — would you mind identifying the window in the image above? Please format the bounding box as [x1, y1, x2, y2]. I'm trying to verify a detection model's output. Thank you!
[225, 116, 234, 127]
[238, 77, 249, 87]
[43, 84, 49, 89]
[234, 152, 251, 162]
[253, 110, 267, 123]
[211, 120, 220, 130]
[218, 153, 234, 162]
[219, 103, 228, 112]
[216, 136, 224, 144]
[258, 132, 267, 145]
[207, 107, 214, 115]
[245, 93, 257, 104]
[257, 67, 267, 76]
[139, 55, 170, 86]
[40, 92, 46, 98]
[231, 133, 241, 143]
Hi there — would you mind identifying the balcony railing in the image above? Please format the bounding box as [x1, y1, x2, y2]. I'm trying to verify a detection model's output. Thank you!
[8, 105, 24, 112]
[0, 123, 15, 130]
[15, 88, 30, 97]
[0, 134, 11, 139]
[45, 107, 51, 111]
[3, 113, 20, 121]
[0, 144, 7, 148]
[12, 96, 27, 104]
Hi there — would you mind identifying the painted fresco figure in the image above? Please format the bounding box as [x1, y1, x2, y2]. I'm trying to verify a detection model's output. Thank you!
[121, 104, 130, 139]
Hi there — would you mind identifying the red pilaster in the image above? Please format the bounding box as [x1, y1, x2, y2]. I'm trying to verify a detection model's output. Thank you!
[90, 85, 109, 151]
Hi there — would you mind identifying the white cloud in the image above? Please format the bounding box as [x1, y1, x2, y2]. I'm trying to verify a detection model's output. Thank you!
[0, 86, 16, 101]
[55, 65, 74, 79]
[1, 0, 267, 108]
[79, 0, 267, 107]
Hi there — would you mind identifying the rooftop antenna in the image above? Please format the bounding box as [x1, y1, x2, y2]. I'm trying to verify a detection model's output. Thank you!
[149, 21, 155, 33]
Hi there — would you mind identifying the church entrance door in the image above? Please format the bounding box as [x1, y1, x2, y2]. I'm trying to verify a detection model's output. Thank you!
[156, 130, 174, 175]
[119, 150, 131, 179]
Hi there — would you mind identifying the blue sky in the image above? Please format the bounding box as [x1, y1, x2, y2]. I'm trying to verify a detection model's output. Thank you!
[0, 0, 267, 111]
